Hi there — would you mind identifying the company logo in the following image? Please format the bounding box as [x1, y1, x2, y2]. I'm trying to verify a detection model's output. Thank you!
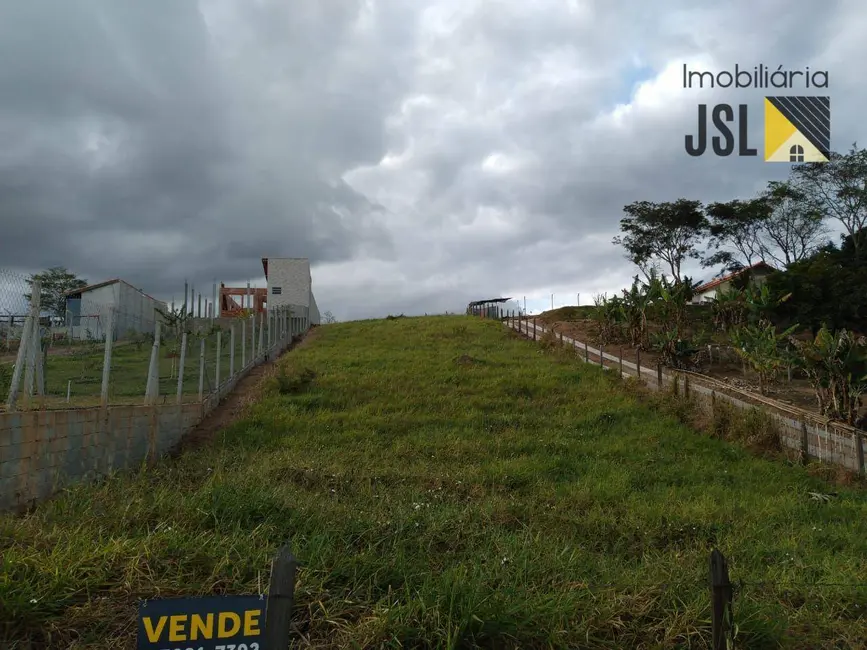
[764, 96, 830, 162]
[683, 64, 830, 162]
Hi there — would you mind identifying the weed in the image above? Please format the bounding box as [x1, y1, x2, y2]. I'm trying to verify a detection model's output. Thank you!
[266, 365, 316, 395]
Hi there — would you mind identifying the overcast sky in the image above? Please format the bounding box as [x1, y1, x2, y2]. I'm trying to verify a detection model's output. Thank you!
[1, 0, 864, 320]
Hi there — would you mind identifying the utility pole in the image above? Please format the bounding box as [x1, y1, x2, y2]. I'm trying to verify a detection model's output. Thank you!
[551, 294, 554, 310]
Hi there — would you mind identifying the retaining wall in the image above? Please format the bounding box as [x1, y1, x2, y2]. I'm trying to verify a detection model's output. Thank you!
[0, 328, 304, 512]
[507, 317, 865, 475]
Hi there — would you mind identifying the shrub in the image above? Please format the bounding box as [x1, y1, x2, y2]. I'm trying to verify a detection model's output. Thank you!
[267, 365, 316, 395]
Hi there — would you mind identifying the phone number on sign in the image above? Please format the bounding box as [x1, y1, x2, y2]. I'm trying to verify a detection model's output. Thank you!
[160, 645, 260, 650]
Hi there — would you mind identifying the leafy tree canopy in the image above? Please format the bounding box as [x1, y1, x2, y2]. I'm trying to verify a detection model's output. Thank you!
[24, 267, 88, 320]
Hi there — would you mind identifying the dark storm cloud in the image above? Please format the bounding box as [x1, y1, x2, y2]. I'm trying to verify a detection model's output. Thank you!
[0, 0, 398, 297]
[1, 0, 865, 319]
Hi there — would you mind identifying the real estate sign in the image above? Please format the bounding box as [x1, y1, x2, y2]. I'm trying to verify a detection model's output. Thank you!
[137, 595, 266, 650]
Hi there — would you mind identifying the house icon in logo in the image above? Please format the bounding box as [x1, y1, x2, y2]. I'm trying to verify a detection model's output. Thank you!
[764, 96, 830, 163]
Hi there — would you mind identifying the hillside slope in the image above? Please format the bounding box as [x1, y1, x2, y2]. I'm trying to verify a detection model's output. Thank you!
[2, 316, 866, 648]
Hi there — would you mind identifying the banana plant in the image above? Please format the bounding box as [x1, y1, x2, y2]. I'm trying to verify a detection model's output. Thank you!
[711, 287, 748, 331]
[730, 321, 800, 395]
[620, 272, 661, 348]
[743, 283, 791, 326]
[794, 328, 867, 423]
[592, 293, 625, 344]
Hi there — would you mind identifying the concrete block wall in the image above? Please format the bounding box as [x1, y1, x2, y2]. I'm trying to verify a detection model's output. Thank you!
[0, 404, 201, 511]
[266, 258, 312, 310]
[0, 309, 312, 512]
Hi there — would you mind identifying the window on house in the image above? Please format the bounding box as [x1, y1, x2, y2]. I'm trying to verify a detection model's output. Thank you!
[789, 144, 804, 162]
[271, 286, 282, 295]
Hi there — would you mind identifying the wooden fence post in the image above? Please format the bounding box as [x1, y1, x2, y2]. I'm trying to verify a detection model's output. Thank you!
[619, 348, 623, 376]
[264, 544, 297, 650]
[857, 433, 866, 478]
[584, 341, 589, 363]
[800, 420, 809, 465]
[636, 348, 641, 380]
[533, 318, 537, 341]
[657, 363, 663, 388]
[684, 374, 690, 398]
[709, 549, 734, 650]
[599, 345, 604, 367]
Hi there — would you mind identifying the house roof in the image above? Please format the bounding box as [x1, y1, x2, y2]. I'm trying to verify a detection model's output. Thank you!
[65, 278, 162, 303]
[468, 297, 512, 307]
[694, 261, 776, 294]
[65, 278, 120, 296]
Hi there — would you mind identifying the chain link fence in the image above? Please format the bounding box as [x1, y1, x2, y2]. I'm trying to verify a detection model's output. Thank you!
[0, 268, 309, 411]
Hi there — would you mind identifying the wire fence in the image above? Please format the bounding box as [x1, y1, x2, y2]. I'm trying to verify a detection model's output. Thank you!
[0, 268, 311, 411]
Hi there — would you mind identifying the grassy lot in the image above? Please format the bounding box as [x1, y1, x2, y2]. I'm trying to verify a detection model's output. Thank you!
[0, 329, 263, 408]
[2, 316, 866, 648]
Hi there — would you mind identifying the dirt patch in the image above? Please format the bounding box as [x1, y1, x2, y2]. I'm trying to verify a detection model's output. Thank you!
[543, 318, 864, 423]
[170, 328, 319, 456]
[455, 354, 485, 366]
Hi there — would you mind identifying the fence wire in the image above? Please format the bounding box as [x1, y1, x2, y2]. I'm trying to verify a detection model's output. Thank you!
[1, 281, 303, 410]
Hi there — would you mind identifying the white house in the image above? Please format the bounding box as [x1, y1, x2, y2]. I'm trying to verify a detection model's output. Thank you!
[691, 261, 777, 304]
[261, 257, 320, 325]
[65, 279, 167, 340]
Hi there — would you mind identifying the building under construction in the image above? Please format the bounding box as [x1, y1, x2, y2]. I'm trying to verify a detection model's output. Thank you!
[219, 284, 267, 317]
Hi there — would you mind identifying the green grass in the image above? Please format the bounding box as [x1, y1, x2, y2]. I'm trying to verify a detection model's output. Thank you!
[0, 328, 266, 407]
[2, 316, 866, 648]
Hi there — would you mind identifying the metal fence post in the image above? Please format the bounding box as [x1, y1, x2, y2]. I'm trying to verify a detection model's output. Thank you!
[198, 338, 205, 401]
[100, 307, 115, 407]
[176, 332, 188, 404]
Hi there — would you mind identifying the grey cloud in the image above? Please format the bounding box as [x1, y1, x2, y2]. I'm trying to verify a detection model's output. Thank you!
[0, 0, 400, 298]
[1, 0, 865, 318]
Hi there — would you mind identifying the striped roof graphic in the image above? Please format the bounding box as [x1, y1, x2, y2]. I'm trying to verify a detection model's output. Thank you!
[766, 96, 830, 159]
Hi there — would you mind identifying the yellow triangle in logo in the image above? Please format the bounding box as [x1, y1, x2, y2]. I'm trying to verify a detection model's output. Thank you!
[764, 98, 797, 161]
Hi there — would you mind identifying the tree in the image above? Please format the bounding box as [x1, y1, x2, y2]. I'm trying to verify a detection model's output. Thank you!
[765, 227, 867, 335]
[24, 267, 87, 320]
[613, 199, 708, 283]
[760, 180, 828, 267]
[322, 310, 337, 324]
[703, 197, 771, 273]
[791, 143, 867, 259]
